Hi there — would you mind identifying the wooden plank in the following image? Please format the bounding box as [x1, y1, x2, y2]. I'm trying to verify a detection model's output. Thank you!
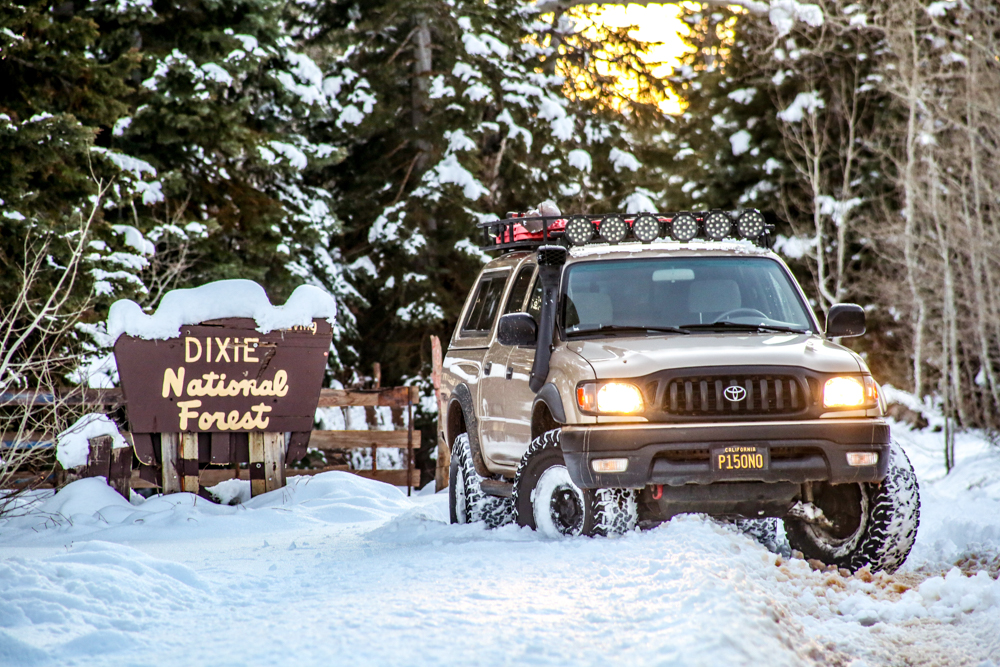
[198, 468, 249, 486]
[285, 465, 350, 477]
[108, 447, 132, 498]
[0, 388, 123, 407]
[431, 334, 449, 491]
[263, 431, 285, 492]
[352, 469, 420, 487]
[317, 386, 419, 408]
[84, 435, 113, 478]
[1, 431, 56, 446]
[180, 433, 199, 493]
[309, 430, 418, 450]
[160, 433, 181, 494]
[130, 469, 159, 489]
[249, 432, 266, 497]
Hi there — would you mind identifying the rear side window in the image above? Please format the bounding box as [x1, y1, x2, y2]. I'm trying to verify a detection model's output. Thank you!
[503, 265, 535, 314]
[462, 273, 508, 334]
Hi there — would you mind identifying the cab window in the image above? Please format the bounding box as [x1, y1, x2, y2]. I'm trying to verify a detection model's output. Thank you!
[503, 265, 535, 315]
[462, 273, 508, 334]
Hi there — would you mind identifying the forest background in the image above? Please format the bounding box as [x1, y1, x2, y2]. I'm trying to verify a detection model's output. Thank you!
[2, 0, 998, 480]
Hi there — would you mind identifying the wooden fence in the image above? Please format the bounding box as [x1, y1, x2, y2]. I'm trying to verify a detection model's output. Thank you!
[2, 386, 420, 496]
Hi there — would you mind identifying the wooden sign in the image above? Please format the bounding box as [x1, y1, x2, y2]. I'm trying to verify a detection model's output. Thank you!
[114, 317, 332, 434]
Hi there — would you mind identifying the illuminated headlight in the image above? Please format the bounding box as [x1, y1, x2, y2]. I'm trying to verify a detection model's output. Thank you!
[823, 376, 865, 408]
[599, 215, 629, 244]
[670, 213, 698, 242]
[565, 215, 596, 246]
[592, 458, 629, 473]
[736, 209, 765, 239]
[632, 214, 661, 243]
[577, 382, 644, 414]
[847, 452, 878, 467]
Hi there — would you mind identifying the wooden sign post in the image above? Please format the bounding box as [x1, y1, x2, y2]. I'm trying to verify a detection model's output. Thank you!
[114, 317, 332, 497]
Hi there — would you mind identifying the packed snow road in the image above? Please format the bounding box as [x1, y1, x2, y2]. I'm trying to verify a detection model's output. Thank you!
[2, 424, 999, 667]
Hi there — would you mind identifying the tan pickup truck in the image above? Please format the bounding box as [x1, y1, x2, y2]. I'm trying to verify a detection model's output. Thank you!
[441, 210, 919, 573]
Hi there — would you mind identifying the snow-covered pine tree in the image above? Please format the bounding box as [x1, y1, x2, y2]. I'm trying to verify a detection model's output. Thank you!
[290, 0, 670, 384]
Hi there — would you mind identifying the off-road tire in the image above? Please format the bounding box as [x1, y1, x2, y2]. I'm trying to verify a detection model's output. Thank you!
[449, 433, 513, 528]
[733, 518, 786, 555]
[784, 442, 920, 573]
[512, 429, 637, 537]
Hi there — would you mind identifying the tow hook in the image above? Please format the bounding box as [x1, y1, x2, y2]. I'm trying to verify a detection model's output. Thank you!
[651, 485, 663, 500]
[787, 501, 834, 529]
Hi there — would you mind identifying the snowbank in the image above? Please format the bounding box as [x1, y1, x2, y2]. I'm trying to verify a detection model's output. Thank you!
[107, 279, 337, 341]
[55, 414, 127, 470]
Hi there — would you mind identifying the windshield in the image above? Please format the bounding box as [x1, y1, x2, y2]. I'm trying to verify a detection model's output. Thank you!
[561, 256, 815, 336]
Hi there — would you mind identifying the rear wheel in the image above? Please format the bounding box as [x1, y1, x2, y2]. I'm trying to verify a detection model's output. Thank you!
[513, 429, 637, 537]
[784, 442, 920, 573]
[449, 433, 513, 527]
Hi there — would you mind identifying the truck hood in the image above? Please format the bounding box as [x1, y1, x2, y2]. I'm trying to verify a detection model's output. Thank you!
[566, 333, 864, 379]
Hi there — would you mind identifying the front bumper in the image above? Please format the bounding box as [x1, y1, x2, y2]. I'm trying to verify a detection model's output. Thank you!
[561, 419, 890, 489]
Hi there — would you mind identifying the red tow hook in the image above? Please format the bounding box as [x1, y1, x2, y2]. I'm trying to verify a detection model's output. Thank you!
[651, 484, 663, 500]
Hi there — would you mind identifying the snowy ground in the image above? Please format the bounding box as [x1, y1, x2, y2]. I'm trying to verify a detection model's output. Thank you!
[2, 420, 999, 667]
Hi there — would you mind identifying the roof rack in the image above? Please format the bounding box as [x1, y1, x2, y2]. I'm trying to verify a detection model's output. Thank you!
[478, 210, 778, 253]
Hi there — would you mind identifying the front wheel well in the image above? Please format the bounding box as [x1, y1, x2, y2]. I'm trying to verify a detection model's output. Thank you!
[447, 400, 466, 447]
[531, 402, 560, 441]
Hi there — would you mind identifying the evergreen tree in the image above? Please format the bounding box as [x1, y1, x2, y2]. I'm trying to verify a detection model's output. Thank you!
[291, 0, 670, 385]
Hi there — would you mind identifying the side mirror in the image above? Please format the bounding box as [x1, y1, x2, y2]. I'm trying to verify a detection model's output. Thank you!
[826, 303, 866, 338]
[498, 313, 537, 346]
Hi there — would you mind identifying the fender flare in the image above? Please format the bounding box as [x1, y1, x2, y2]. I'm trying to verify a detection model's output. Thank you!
[450, 383, 491, 477]
[532, 382, 567, 424]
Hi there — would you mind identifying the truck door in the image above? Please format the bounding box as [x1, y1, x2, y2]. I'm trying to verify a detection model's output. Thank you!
[480, 265, 538, 467]
[458, 270, 510, 467]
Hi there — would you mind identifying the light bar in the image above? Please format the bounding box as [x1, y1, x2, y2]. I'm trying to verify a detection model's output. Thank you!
[565, 215, 595, 246]
[671, 213, 698, 242]
[704, 210, 732, 240]
[632, 214, 661, 243]
[599, 215, 629, 244]
[737, 209, 766, 239]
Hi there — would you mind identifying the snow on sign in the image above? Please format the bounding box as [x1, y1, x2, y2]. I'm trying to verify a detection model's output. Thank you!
[114, 317, 331, 434]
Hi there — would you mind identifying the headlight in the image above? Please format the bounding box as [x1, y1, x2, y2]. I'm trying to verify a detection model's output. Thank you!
[577, 382, 644, 414]
[823, 376, 878, 409]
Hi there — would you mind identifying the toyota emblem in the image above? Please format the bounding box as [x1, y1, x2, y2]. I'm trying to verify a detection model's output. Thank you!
[724, 385, 747, 402]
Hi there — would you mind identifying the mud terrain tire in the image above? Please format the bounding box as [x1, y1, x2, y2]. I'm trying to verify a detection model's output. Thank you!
[784, 442, 920, 573]
[512, 429, 637, 537]
[449, 433, 513, 527]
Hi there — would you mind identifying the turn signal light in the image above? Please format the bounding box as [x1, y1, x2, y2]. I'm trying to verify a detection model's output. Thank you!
[847, 452, 878, 467]
[592, 458, 629, 473]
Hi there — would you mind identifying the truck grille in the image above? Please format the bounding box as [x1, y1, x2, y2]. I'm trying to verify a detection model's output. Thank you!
[663, 375, 807, 416]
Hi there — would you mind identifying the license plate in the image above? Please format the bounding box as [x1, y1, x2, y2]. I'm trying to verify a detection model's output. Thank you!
[712, 445, 769, 473]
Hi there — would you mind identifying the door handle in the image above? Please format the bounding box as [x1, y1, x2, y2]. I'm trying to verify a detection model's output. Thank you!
[505, 366, 513, 380]
[483, 362, 492, 376]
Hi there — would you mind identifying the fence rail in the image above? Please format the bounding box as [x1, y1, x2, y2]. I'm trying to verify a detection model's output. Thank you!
[3, 386, 421, 495]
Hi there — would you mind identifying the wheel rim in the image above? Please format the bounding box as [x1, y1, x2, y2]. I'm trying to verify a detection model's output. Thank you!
[532, 466, 585, 537]
[803, 483, 870, 558]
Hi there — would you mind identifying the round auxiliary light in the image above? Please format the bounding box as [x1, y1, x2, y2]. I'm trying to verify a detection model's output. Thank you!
[632, 214, 661, 243]
[737, 209, 766, 239]
[565, 215, 596, 246]
[670, 212, 699, 242]
[599, 214, 629, 244]
[704, 210, 732, 240]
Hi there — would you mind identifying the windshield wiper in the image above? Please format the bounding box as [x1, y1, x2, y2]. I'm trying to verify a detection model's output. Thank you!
[678, 321, 810, 334]
[566, 324, 690, 337]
